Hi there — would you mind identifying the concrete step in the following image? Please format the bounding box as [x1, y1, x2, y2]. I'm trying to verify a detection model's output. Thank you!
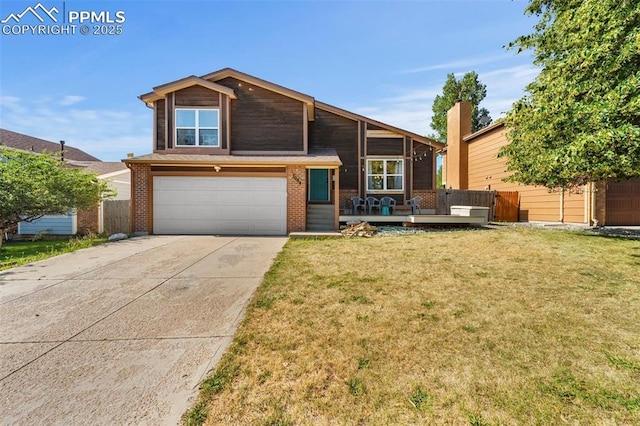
[307, 213, 334, 220]
[307, 204, 335, 231]
[307, 213, 334, 222]
[307, 219, 334, 226]
[307, 206, 334, 213]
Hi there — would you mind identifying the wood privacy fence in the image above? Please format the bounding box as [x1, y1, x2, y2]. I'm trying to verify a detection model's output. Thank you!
[436, 189, 519, 222]
[102, 199, 130, 235]
[437, 189, 496, 218]
[494, 191, 520, 222]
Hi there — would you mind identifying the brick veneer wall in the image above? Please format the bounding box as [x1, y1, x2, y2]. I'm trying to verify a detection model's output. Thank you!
[413, 190, 437, 210]
[130, 163, 150, 234]
[77, 206, 99, 234]
[339, 189, 359, 214]
[287, 166, 306, 232]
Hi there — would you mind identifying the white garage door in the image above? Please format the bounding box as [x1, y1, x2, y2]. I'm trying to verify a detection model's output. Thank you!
[153, 176, 287, 235]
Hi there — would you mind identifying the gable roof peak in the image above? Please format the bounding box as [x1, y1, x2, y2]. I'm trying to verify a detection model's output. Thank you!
[139, 75, 237, 107]
[201, 67, 315, 120]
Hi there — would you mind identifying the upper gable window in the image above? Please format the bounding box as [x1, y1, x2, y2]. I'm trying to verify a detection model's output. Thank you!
[175, 108, 219, 147]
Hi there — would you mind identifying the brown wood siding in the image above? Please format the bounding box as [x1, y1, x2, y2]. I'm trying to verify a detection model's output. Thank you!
[405, 137, 410, 200]
[466, 126, 587, 223]
[367, 123, 385, 131]
[412, 141, 434, 190]
[216, 76, 304, 152]
[309, 108, 359, 189]
[220, 93, 228, 150]
[367, 137, 404, 156]
[155, 100, 166, 151]
[359, 121, 366, 195]
[606, 178, 640, 225]
[166, 93, 173, 149]
[174, 86, 220, 107]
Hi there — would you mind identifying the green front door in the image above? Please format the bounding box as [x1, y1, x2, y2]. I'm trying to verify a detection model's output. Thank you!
[309, 169, 330, 202]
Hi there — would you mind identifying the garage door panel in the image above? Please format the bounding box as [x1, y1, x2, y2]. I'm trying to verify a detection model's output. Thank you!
[252, 179, 286, 190]
[153, 177, 287, 235]
[251, 192, 285, 204]
[223, 192, 255, 204]
[253, 206, 286, 218]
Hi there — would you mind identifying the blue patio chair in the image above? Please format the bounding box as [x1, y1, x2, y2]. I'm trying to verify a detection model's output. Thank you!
[405, 195, 423, 215]
[379, 196, 397, 215]
[350, 196, 366, 214]
[365, 196, 381, 215]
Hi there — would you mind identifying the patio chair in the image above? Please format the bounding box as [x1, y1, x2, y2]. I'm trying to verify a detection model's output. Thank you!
[379, 196, 397, 215]
[350, 196, 366, 214]
[404, 195, 423, 215]
[365, 196, 381, 215]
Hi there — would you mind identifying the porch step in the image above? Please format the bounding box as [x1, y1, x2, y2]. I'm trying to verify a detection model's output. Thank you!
[307, 204, 335, 231]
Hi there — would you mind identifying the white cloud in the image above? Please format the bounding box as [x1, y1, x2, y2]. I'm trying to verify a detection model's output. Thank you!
[0, 95, 28, 116]
[59, 95, 85, 106]
[398, 53, 510, 74]
[479, 64, 539, 116]
[1, 96, 150, 161]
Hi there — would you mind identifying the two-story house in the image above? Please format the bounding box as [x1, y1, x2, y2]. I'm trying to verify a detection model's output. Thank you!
[125, 68, 443, 235]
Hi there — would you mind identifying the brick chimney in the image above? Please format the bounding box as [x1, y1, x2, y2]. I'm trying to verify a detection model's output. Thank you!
[445, 101, 471, 189]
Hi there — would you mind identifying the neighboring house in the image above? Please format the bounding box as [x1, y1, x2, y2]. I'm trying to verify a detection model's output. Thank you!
[443, 101, 640, 226]
[73, 161, 131, 234]
[0, 129, 130, 235]
[0, 128, 100, 161]
[125, 68, 444, 235]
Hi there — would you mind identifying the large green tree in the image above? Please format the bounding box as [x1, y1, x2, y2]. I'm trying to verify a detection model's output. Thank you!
[430, 71, 492, 143]
[0, 148, 114, 247]
[500, 0, 640, 189]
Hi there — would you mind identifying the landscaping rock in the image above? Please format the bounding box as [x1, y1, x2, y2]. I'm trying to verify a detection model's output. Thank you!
[108, 233, 128, 242]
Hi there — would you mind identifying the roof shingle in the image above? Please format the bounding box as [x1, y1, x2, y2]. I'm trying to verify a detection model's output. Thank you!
[0, 128, 101, 162]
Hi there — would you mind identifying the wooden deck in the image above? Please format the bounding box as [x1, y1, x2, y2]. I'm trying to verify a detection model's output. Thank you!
[339, 214, 486, 225]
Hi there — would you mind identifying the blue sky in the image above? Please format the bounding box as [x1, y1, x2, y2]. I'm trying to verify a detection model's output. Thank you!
[0, 0, 538, 161]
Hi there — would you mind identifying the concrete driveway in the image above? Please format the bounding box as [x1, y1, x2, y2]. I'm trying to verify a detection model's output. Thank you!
[0, 235, 287, 425]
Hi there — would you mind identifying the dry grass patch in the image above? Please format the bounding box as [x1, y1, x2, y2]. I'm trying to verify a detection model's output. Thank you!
[184, 228, 640, 425]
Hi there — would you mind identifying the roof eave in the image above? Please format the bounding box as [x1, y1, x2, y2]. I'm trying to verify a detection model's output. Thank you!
[463, 121, 506, 142]
[315, 101, 445, 150]
[139, 75, 238, 108]
[123, 157, 342, 168]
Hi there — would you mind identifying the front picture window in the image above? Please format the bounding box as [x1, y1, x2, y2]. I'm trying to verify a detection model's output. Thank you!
[367, 159, 403, 191]
[176, 109, 219, 147]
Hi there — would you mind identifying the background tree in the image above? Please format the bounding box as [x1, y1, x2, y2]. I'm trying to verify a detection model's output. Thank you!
[430, 71, 492, 143]
[0, 148, 114, 248]
[500, 0, 640, 189]
[436, 164, 443, 188]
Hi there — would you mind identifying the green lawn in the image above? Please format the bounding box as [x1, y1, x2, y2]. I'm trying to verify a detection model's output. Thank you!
[185, 228, 640, 425]
[0, 236, 107, 270]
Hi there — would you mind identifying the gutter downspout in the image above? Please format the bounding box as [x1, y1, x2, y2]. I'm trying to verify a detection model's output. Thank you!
[590, 182, 598, 226]
[124, 159, 133, 234]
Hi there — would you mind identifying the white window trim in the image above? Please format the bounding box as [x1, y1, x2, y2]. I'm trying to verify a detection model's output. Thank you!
[175, 108, 220, 147]
[366, 158, 404, 192]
